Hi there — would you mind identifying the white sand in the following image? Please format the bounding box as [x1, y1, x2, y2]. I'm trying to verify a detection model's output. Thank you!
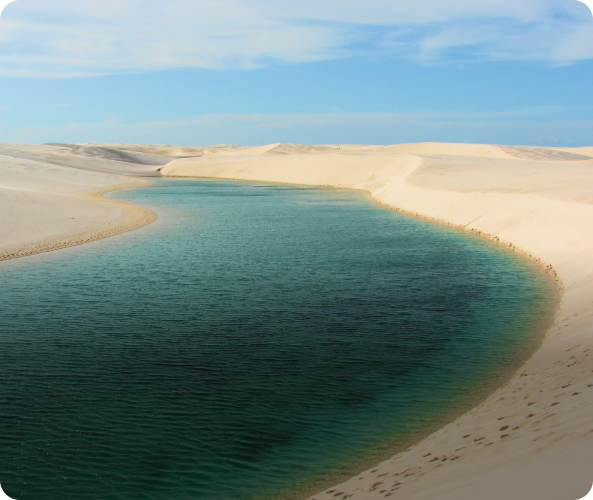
[160, 142, 593, 500]
[2, 140, 592, 499]
[0, 143, 158, 260]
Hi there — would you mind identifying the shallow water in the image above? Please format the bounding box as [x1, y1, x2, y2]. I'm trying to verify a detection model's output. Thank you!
[0, 179, 555, 500]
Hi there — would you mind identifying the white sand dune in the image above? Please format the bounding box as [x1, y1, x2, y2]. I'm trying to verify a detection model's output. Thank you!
[0, 142, 168, 176]
[368, 142, 517, 158]
[45, 143, 174, 166]
[2, 141, 592, 499]
[85, 141, 344, 157]
[497, 145, 593, 162]
[333, 141, 593, 161]
[103, 139, 593, 162]
[0, 143, 158, 260]
[550, 146, 593, 157]
[82, 142, 243, 158]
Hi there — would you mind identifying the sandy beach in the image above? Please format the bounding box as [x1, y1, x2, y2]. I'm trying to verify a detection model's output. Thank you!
[0, 142, 163, 261]
[1, 141, 592, 499]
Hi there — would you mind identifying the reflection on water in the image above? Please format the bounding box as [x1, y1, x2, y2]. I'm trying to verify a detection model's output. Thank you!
[0, 179, 555, 500]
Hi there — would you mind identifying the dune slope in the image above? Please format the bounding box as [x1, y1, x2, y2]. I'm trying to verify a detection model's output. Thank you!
[0, 144, 158, 261]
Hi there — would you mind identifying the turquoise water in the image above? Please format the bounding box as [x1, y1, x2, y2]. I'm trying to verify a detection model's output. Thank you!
[0, 179, 555, 500]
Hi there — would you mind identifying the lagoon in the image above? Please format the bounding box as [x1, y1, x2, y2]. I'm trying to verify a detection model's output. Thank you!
[0, 179, 555, 500]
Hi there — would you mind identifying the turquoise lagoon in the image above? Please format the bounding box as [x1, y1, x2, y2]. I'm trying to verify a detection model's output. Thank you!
[0, 179, 556, 499]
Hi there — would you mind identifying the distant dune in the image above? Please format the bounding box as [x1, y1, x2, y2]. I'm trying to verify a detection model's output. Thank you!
[84, 140, 593, 162]
[1, 141, 592, 499]
[550, 146, 593, 158]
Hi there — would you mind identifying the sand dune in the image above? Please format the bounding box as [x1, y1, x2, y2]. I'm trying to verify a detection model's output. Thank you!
[85, 142, 344, 157]
[2, 141, 592, 499]
[368, 142, 517, 158]
[350, 141, 593, 161]
[408, 155, 593, 203]
[45, 143, 175, 166]
[258, 143, 343, 155]
[161, 145, 593, 500]
[82, 142, 243, 158]
[0, 142, 168, 176]
[498, 145, 593, 161]
[0, 146, 156, 260]
[89, 140, 593, 162]
[550, 146, 593, 157]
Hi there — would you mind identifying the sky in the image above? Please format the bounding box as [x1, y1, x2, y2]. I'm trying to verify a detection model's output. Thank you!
[0, 0, 592, 146]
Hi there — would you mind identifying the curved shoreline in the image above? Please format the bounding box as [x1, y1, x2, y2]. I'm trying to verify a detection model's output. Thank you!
[281, 189, 562, 500]
[294, 203, 562, 500]
[0, 178, 157, 262]
[1, 144, 590, 498]
[161, 151, 593, 499]
[3, 173, 559, 500]
[162, 175, 563, 500]
[70, 174, 561, 500]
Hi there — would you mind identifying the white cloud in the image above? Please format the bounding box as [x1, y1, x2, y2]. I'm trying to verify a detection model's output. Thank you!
[0, 0, 591, 77]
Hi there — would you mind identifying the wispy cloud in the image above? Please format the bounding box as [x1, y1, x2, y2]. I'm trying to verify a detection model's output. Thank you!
[0, 0, 591, 77]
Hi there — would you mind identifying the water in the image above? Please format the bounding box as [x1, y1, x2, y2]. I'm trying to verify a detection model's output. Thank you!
[0, 179, 556, 500]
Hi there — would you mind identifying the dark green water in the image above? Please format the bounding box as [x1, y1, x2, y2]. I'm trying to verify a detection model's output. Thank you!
[0, 179, 555, 500]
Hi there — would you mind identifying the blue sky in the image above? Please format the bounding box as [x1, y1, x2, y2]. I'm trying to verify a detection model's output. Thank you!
[0, 0, 592, 146]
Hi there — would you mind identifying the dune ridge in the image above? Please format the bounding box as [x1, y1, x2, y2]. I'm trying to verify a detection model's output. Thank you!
[89, 140, 593, 162]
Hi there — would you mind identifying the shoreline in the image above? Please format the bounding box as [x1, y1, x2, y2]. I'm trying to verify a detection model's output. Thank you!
[304, 221, 562, 499]
[0, 178, 157, 262]
[161, 151, 593, 499]
[369, 195, 564, 291]
[1, 142, 591, 499]
[289, 184, 562, 500]
[162, 175, 562, 500]
[0, 172, 561, 499]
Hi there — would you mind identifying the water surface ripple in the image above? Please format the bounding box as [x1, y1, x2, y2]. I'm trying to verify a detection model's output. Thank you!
[0, 179, 555, 499]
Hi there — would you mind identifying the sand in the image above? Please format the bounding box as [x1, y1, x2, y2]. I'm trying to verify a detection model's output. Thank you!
[0, 142, 159, 261]
[2, 141, 592, 499]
